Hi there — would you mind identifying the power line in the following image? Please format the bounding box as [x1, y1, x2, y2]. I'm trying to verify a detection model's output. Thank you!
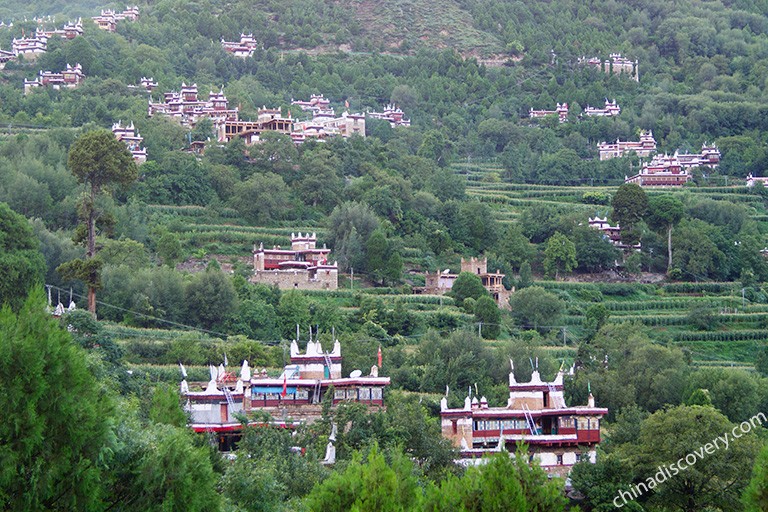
[47, 284, 232, 340]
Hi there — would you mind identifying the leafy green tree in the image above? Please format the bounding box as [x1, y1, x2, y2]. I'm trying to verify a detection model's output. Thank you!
[517, 261, 533, 289]
[149, 384, 187, 428]
[628, 405, 760, 512]
[98, 238, 150, 268]
[30, 218, 82, 289]
[672, 219, 727, 280]
[685, 368, 760, 423]
[249, 131, 299, 177]
[582, 303, 609, 340]
[686, 388, 713, 407]
[424, 447, 568, 511]
[685, 305, 720, 331]
[222, 456, 286, 512]
[137, 154, 215, 206]
[328, 202, 380, 272]
[384, 251, 403, 285]
[184, 268, 238, 331]
[647, 195, 686, 273]
[509, 286, 564, 332]
[744, 443, 768, 512]
[379, 392, 457, 478]
[230, 298, 279, 341]
[450, 271, 489, 303]
[418, 129, 451, 166]
[543, 231, 577, 280]
[100, 265, 186, 327]
[0, 289, 115, 510]
[497, 224, 536, 272]
[156, 230, 183, 267]
[756, 346, 768, 376]
[570, 454, 643, 512]
[305, 443, 422, 511]
[191, 117, 214, 142]
[456, 200, 499, 253]
[611, 183, 648, 245]
[230, 172, 295, 224]
[572, 323, 689, 416]
[474, 295, 501, 339]
[0, 203, 45, 311]
[65, 129, 138, 313]
[380, 301, 416, 337]
[278, 290, 311, 340]
[572, 226, 619, 273]
[366, 229, 389, 283]
[121, 424, 221, 512]
[63, 308, 123, 365]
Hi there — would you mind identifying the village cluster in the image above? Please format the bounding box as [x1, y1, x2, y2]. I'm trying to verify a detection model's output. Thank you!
[529, 56, 725, 189]
[183, 336, 605, 474]
[3, 13, 761, 483]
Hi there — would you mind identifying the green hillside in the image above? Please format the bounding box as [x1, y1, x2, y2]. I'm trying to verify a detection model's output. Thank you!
[3, 0, 768, 510]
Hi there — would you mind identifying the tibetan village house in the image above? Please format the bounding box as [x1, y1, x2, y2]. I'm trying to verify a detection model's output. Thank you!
[217, 107, 294, 144]
[581, 53, 638, 81]
[183, 336, 389, 450]
[148, 84, 239, 128]
[440, 362, 607, 477]
[92, 6, 139, 32]
[221, 33, 258, 57]
[588, 217, 640, 250]
[368, 104, 411, 127]
[747, 173, 768, 188]
[583, 99, 620, 117]
[421, 257, 510, 308]
[625, 144, 720, 187]
[292, 110, 366, 142]
[598, 130, 656, 160]
[529, 103, 569, 123]
[112, 121, 147, 164]
[291, 94, 332, 114]
[0, 49, 14, 68]
[37, 18, 83, 40]
[12, 34, 47, 58]
[24, 63, 84, 94]
[252, 232, 338, 290]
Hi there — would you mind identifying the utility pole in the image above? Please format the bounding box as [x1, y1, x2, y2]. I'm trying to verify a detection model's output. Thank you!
[648, 248, 653, 273]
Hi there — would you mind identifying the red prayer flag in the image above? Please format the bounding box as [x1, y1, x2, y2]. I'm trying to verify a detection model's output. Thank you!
[281, 373, 287, 397]
[377, 345, 382, 367]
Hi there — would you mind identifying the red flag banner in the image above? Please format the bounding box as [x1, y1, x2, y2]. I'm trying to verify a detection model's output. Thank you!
[281, 373, 287, 397]
[377, 345, 382, 367]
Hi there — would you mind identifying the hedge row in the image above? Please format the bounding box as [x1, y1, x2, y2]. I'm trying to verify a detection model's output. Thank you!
[602, 297, 741, 312]
[661, 282, 738, 294]
[673, 330, 768, 342]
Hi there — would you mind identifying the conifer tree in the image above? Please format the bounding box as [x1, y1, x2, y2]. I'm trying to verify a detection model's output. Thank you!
[0, 289, 115, 510]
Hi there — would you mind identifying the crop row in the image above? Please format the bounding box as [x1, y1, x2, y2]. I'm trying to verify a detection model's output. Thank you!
[174, 224, 327, 236]
[673, 330, 768, 342]
[601, 297, 742, 311]
[469, 189, 585, 200]
[147, 204, 241, 218]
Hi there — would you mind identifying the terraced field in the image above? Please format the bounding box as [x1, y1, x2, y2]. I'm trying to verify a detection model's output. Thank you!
[128, 164, 766, 374]
[456, 161, 767, 370]
[146, 204, 329, 256]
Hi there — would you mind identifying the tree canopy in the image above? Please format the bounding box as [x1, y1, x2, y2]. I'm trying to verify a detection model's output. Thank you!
[0, 203, 45, 311]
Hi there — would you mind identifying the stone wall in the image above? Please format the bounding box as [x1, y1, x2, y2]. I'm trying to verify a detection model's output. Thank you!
[251, 269, 337, 290]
